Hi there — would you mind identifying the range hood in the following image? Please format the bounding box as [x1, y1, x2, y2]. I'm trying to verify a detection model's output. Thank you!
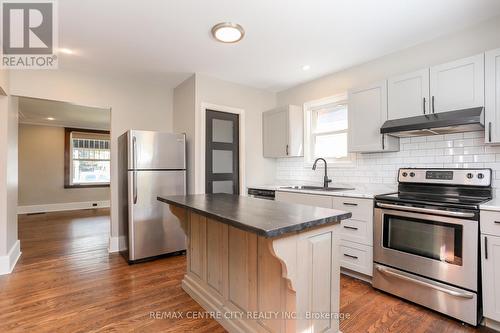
[380, 107, 484, 138]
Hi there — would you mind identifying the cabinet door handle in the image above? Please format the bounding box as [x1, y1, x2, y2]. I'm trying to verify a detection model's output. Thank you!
[381, 134, 385, 150]
[432, 96, 435, 113]
[285, 144, 289, 156]
[489, 122, 492, 142]
[494, 221, 500, 224]
[343, 202, 358, 206]
[423, 97, 426, 114]
[485, 236, 488, 260]
[343, 254, 358, 260]
[343, 226, 359, 231]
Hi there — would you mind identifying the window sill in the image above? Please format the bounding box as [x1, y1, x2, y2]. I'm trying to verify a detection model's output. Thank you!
[65, 184, 110, 189]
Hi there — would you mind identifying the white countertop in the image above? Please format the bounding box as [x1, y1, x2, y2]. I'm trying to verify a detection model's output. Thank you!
[247, 184, 285, 191]
[480, 197, 500, 212]
[248, 183, 397, 199]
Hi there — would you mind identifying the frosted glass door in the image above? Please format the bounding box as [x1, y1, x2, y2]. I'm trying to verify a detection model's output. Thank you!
[206, 110, 239, 194]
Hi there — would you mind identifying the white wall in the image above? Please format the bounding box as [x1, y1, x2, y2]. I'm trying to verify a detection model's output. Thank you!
[173, 74, 277, 194]
[194, 74, 277, 193]
[274, 15, 500, 196]
[9, 69, 175, 251]
[6, 96, 18, 254]
[278, 15, 500, 106]
[18, 124, 111, 207]
[0, 69, 21, 274]
[173, 75, 196, 194]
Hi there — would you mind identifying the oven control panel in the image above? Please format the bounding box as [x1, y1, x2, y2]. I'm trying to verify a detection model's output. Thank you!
[398, 168, 491, 186]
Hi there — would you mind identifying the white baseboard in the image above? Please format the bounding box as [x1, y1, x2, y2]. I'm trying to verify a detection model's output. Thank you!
[341, 267, 373, 284]
[0, 240, 21, 275]
[484, 318, 500, 331]
[108, 235, 127, 253]
[18, 200, 110, 215]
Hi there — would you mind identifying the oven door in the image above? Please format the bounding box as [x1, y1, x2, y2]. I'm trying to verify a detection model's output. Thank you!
[374, 204, 478, 291]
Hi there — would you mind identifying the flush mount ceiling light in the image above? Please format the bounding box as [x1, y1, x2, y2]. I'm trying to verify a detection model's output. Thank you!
[58, 48, 74, 55]
[46, 117, 55, 121]
[211, 22, 245, 43]
[302, 65, 311, 71]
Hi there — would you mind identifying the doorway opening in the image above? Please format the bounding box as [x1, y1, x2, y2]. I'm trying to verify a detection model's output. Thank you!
[16, 96, 112, 262]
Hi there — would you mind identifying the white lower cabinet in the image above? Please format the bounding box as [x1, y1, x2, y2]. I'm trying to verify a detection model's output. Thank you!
[275, 191, 332, 208]
[481, 210, 500, 324]
[482, 235, 500, 322]
[276, 190, 374, 277]
[340, 240, 373, 276]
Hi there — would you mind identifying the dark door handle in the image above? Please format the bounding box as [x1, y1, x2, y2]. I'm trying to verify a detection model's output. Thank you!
[381, 134, 385, 150]
[494, 221, 500, 224]
[343, 202, 358, 206]
[485, 236, 488, 260]
[343, 254, 358, 260]
[432, 96, 435, 113]
[286, 144, 289, 156]
[343, 226, 359, 230]
[423, 97, 426, 114]
[489, 122, 492, 142]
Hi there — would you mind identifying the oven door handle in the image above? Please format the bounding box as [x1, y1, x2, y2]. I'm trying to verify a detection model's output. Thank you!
[376, 202, 475, 218]
[376, 266, 474, 299]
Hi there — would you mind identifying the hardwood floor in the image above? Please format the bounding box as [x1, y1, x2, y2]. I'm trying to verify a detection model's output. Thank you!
[0, 210, 494, 332]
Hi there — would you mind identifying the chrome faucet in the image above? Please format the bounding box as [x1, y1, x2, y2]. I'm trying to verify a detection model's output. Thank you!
[312, 158, 332, 188]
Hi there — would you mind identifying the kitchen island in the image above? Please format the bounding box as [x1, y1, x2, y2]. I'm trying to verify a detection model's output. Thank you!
[157, 194, 351, 333]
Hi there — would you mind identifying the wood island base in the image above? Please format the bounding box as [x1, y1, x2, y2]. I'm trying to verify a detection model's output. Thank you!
[171, 207, 342, 333]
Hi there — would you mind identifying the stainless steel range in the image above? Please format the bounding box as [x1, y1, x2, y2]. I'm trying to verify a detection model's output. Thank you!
[373, 168, 492, 326]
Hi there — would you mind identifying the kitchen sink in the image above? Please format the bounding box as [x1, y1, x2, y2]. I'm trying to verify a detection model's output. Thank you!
[281, 185, 355, 192]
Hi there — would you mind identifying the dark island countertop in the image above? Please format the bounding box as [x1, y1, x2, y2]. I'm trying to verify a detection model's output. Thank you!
[158, 194, 352, 238]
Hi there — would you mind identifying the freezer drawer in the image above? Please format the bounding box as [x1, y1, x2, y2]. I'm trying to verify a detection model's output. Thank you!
[128, 130, 186, 170]
[127, 170, 186, 261]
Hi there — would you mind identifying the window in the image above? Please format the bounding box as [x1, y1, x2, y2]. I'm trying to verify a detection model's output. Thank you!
[304, 94, 354, 164]
[65, 128, 110, 188]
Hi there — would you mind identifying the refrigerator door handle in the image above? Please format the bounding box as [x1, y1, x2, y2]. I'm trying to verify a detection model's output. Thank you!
[133, 136, 138, 204]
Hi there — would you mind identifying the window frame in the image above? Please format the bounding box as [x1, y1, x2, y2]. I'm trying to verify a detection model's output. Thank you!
[303, 94, 356, 166]
[64, 128, 111, 189]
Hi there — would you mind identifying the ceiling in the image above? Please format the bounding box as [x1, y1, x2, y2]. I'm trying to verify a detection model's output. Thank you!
[18, 97, 110, 130]
[57, 0, 500, 91]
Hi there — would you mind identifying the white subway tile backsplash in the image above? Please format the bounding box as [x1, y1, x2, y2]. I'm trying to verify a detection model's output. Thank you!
[434, 140, 454, 148]
[444, 148, 464, 155]
[426, 135, 445, 142]
[444, 133, 464, 140]
[410, 137, 427, 143]
[453, 139, 474, 147]
[453, 155, 473, 163]
[463, 131, 485, 139]
[276, 131, 500, 192]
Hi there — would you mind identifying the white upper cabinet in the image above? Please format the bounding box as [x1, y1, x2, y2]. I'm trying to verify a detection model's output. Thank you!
[263, 105, 303, 158]
[485, 48, 500, 144]
[348, 81, 399, 153]
[388, 69, 430, 120]
[429, 54, 485, 113]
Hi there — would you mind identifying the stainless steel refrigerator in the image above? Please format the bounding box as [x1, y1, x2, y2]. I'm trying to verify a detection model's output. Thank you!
[118, 130, 187, 263]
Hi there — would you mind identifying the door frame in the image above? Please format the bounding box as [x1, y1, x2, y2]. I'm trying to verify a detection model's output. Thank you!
[197, 102, 245, 195]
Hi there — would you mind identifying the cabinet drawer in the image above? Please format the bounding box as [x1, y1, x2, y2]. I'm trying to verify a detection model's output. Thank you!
[275, 191, 332, 208]
[332, 197, 373, 221]
[340, 218, 372, 246]
[340, 240, 373, 276]
[481, 211, 500, 237]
